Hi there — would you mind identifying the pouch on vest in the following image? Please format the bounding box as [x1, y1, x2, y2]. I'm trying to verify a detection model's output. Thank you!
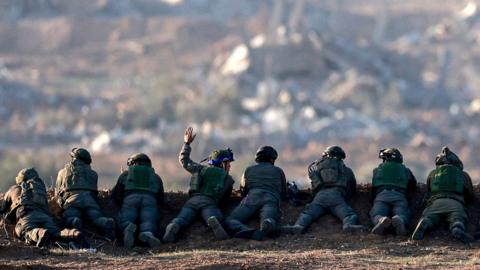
[65, 164, 97, 192]
[372, 162, 408, 190]
[196, 166, 227, 201]
[311, 157, 347, 189]
[125, 165, 159, 193]
[430, 164, 463, 195]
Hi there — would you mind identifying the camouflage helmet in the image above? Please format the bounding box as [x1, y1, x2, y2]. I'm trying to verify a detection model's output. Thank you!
[208, 148, 234, 166]
[379, 148, 403, 163]
[127, 153, 152, 167]
[435, 146, 463, 169]
[15, 167, 39, 185]
[255, 146, 278, 163]
[70, 147, 92, 164]
[322, 145, 346, 160]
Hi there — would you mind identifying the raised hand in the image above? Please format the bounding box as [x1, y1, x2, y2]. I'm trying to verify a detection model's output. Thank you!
[184, 127, 196, 144]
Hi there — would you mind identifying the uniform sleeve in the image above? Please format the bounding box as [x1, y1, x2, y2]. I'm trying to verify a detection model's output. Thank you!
[220, 175, 234, 205]
[111, 172, 127, 206]
[279, 167, 287, 200]
[156, 174, 165, 205]
[462, 171, 475, 205]
[179, 143, 204, 174]
[239, 170, 248, 197]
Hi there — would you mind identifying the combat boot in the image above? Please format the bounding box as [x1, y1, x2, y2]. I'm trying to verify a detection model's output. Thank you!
[411, 218, 429, 240]
[35, 229, 51, 248]
[281, 224, 305, 235]
[95, 217, 116, 240]
[391, 215, 408, 236]
[207, 216, 229, 240]
[260, 218, 275, 234]
[343, 224, 367, 233]
[123, 223, 136, 249]
[162, 223, 180, 243]
[139, 232, 162, 248]
[451, 225, 475, 244]
[59, 229, 85, 242]
[371, 216, 391, 235]
[71, 217, 83, 230]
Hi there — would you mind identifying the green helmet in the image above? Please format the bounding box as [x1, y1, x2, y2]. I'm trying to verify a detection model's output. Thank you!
[379, 148, 403, 163]
[16, 168, 39, 185]
[255, 146, 278, 163]
[435, 146, 463, 169]
[70, 147, 92, 164]
[127, 153, 152, 167]
[322, 145, 346, 160]
[208, 148, 234, 166]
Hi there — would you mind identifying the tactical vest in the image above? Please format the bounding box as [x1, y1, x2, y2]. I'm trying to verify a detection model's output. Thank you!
[12, 179, 49, 211]
[430, 164, 464, 195]
[124, 165, 159, 193]
[189, 166, 227, 201]
[372, 162, 409, 190]
[64, 163, 97, 192]
[310, 157, 348, 191]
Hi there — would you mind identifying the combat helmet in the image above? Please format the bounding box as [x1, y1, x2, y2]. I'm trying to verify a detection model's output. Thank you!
[435, 146, 463, 169]
[70, 147, 92, 165]
[207, 148, 234, 166]
[16, 168, 39, 185]
[379, 148, 403, 163]
[322, 145, 346, 160]
[127, 153, 152, 167]
[255, 146, 278, 163]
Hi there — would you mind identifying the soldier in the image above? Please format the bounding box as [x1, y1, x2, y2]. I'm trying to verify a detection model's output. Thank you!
[411, 146, 475, 244]
[283, 146, 366, 234]
[225, 146, 287, 240]
[162, 127, 234, 243]
[2, 168, 84, 247]
[111, 153, 164, 248]
[369, 148, 416, 236]
[55, 148, 115, 240]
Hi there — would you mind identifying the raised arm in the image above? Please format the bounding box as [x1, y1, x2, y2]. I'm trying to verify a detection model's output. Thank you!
[179, 127, 204, 174]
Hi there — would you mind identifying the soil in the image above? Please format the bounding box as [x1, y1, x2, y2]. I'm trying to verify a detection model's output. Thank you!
[1, 185, 480, 269]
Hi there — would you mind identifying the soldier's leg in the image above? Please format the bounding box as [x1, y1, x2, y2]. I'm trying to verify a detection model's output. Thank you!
[201, 206, 229, 240]
[138, 195, 161, 248]
[391, 198, 410, 236]
[16, 215, 53, 247]
[83, 195, 115, 240]
[447, 206, 473, 244]
[63, 206, 83, 229]
[259, 202, 281, 235]
[369, 200, 392, 235]
[225, 203, 259, 233]
[411, 207, 441, 240]
[282, 200, 327, 235]
[162, 206, 198, 243]
[117, 195, 140, 248]
[331, 198, 366, 232]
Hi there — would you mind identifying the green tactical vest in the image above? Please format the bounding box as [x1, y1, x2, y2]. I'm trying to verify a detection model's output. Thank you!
[64, 163, 97, 192]
[124, 165, 159, 193]
[13, 179, 49, 211]
[430, 164, 464, 195]
[372, 162, 409, 190]
[311, 157, 348, 191]
[189, 166, 227, 201]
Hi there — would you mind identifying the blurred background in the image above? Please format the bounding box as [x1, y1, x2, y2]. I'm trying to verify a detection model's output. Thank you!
[1, 0, 480, 192]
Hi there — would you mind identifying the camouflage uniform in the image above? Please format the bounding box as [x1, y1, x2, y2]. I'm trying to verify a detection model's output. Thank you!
[225, 146, 287, 240]
[284, 146, 365, 234]
[111, 153, 164, 248]
[55, 148, 115, 239]
[2, 168, 83, 247]
[369, 148, 417, 235]
[162, 143, 234, 243]
[411, 147, 475, 244]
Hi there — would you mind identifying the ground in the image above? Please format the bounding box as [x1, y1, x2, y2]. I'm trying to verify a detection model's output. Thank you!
[1, 186, 480, 269]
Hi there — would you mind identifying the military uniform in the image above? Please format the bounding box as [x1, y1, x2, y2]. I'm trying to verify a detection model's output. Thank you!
[55, 148, 115, 240]
[225, 146, 287, 240]
[162, 143, 234, 242]
[2, 168, 83, 247]
[111, 153, 164, 248]
[284, 146, 365, 234]
[412, 147, 475, 244]
[369, 148, 417, 235]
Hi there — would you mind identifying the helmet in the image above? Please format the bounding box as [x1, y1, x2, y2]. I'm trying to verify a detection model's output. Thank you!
[255, 146, 278, 163]
[127, 153, 152, 167]
[16, 168, 39, 185]
[322, 145, 346, 160]
[379, 148, 403, 163]
[208, 148, 234, 166]
[435, 146, 463, 169]
[70, 148, 92, 165]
